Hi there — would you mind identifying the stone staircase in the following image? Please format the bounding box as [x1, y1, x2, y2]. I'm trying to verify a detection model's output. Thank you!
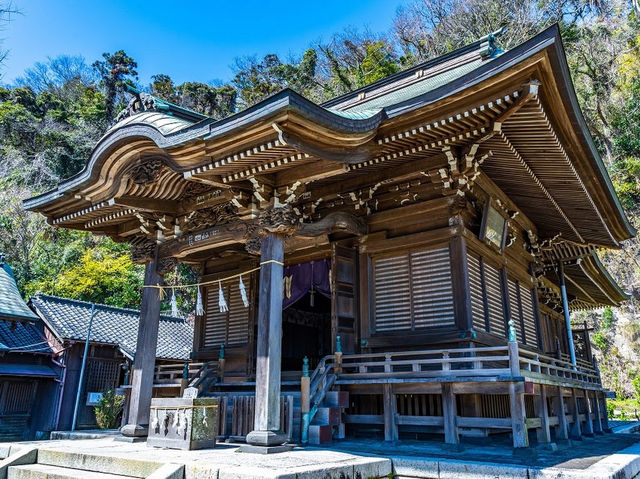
[4, 448, 183, 479]
[308, 390, 349, 445]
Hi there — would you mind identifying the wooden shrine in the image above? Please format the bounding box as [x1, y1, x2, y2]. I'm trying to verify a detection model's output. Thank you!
[25, 25, 633, 450]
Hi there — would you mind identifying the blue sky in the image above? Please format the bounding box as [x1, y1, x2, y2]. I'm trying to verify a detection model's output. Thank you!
[2, 0, 402, 86]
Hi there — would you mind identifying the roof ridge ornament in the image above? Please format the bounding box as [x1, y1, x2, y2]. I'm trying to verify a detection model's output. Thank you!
[479, 27, 506, 58]
[113, 85, 166, 126]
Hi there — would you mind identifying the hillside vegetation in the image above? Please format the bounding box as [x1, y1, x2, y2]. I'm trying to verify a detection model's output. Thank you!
[2, 1, 640, 395]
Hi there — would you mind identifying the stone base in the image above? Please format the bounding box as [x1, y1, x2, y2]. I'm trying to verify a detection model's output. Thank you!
[114, 435, 147, 443]
[246, 429, 288, 447]
[535, 442, 558, 452]
[238, 444, 294, 454]
[512, 446, 538, 459]
[120, 424, 148, 438]
[441, 443, 464, 452]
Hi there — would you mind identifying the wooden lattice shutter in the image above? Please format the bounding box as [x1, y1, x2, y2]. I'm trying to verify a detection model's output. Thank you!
[204, 285, 227, 347]
[467, 253, 486, 332]
[373, 255, 411, 332]
[203, 278, 251, 348]
[507, 278, 524, 342]
[0, 382, 34, 414]
[484, 262, 505, 337]
[411, 247, 455, 328]
[226, 281, 250, 346]
[521, 287, 538, 347]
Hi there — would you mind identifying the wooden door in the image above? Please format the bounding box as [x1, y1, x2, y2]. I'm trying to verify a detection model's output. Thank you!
[331, 244, 359, 354]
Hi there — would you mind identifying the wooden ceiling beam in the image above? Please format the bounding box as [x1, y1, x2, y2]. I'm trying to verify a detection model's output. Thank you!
[112, 196, 181, 215]
[275, 160, 348, 187]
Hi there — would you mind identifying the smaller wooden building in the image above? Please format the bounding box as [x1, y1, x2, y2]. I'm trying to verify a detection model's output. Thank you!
[29, 294, 193, 430]
[0, 255, 60, 441]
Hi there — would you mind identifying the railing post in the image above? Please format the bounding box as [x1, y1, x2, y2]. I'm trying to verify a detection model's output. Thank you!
[384, 353, 392, 373]
[470, 344, 481, 371]
[508, 320, 520, 377]
[300, 356, 311, 443]
[180, 362, 189, 396]
[335, 336, 343, 374]
[218, 344, 226, 383]
[442, 352, 450, 372]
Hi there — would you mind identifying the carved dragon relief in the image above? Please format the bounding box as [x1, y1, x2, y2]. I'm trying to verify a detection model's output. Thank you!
[127, 158, 165, 186]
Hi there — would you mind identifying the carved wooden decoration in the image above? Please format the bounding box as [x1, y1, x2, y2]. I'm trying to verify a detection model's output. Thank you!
[130, 240, 156, 264]
[296, 211, 366, 238]
[128, 159, 164, 186]
[183, 203, 237, 232]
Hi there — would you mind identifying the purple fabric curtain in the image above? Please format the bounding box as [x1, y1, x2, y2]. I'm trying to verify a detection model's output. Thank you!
[282, 259, 331, 309]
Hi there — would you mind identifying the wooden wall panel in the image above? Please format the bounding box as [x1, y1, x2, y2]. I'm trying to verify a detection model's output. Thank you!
[372, 245, 455, 333]
[484, 262, 506, 338]
[467, 253, 487, 332]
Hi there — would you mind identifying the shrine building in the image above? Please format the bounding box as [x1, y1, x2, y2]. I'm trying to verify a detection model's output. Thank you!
[25, 25, 633, 450]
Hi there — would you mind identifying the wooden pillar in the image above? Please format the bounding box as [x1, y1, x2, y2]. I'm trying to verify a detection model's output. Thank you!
[557, 262, 577, 367]
[121, 258, 162, 437]
[591, 391, 603, 434]
[509, 382, 529, 448]
[245, 232, 287, 448]
[569, 388, 582, 439]
[583, 390, 595, 436]
[442, 383, 459, 445]
[534, 385, 551, 444]
[383, 384, 398, 442]
[601, 392, 611, 431]
[552, 387, 569, 440]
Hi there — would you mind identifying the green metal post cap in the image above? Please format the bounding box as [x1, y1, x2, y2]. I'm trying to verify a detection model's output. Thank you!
[302, 356, 309, 377]
[508, 320, 517, 342]
[335, 335, 342, 354]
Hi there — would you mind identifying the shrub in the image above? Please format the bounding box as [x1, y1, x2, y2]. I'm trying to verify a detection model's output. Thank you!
[95, 389, 124, 429]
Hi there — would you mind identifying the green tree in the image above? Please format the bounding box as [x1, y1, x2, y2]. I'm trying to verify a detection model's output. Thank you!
[92, 50, 138, 123]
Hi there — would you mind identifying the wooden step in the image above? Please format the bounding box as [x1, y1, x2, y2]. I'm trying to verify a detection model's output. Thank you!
[322, 391, 349, 408]
[8, 464, 132, 479]
[312, 407, 342, 426]
[308, 424, 333, 445]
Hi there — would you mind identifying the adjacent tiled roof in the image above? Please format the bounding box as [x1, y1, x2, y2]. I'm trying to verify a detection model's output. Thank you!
[0, 319, 52, 353]
[0, 257, 40, 323]
[29, 294, 193, 360]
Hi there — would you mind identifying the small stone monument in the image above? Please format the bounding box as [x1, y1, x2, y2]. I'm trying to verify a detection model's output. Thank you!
[147, 396, 218, 450]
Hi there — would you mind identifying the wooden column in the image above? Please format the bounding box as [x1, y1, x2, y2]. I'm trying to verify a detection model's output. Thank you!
[569, 388, 582, 439]
[591, 391, 603, 434]
[534, 385, 551, 444]
[442, 383, 459, 445]
[383, 384, 398, 442]
[245, 232, 288, 448]
[557, 262, 577, 366]
[552, 387, 569, 441]
[583, 390, 595, 436]
[509, 382, 529, 448]
[121, 257, 162, 437]
[450, 236, 473, 331]
[600, 392, 611, 431]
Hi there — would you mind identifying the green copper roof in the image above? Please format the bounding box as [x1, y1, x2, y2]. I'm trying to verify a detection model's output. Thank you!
[0, 256, 39, 323]
[344, 57, 487, 113]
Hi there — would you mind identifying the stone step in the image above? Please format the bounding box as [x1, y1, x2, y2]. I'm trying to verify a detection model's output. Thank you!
[312, 407, 342, 426]
[308, 424, 333, 445]
[8, 464, 132, 479]
[322, 391, 349, 408]
[37, 449, 161, 478]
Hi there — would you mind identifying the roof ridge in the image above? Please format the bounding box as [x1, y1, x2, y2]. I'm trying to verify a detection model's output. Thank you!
[321, 28, 505, 110]
[32, 293, 185, 322]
